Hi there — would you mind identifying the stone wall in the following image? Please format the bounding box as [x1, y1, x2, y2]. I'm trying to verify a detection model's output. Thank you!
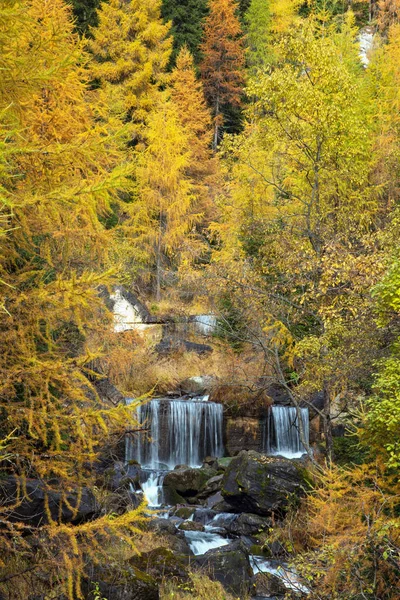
[224, 417, 265, 456]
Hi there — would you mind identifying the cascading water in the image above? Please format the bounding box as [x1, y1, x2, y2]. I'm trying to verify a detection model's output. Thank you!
[125, 397, 224, 506]
[266, 405, 309, 459]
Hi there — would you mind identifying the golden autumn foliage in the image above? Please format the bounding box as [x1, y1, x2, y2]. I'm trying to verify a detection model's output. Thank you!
[284, 462, 400, 599]
[0, 1, 147, 596]
[128, 93, 200, 299]
[88, 0, 172, 135]
[200, 0, 245, 147]
[170, 46, 219, 228]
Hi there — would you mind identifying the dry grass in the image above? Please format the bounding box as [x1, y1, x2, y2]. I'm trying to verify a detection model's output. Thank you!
[98, 326, 273, 404]
[160, 572, 246, 600]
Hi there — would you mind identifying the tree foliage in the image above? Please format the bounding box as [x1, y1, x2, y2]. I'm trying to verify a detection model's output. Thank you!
[0, 0, 146, 595]
[200, 0, 245, 148]
[88, 0, 172, 135]
[161, 0, 209, 66]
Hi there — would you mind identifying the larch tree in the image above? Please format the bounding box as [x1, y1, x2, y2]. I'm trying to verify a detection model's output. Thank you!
[0, 0, 145, 596]
[171, 47, 215, 188]
[130, 94, 198, 300]
[88, 0, 172, 137]
[170, 45, 219, 259]
[200, 0, 245, 149]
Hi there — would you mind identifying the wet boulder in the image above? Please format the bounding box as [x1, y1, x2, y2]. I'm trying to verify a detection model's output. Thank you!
[221, 451, 309, 516]
[197, 474, 224, 499]
[174, 506, 196, 519]
[195, 540, 252, 596]
[227, 512, 272, 537]
[163, 466, 217, 498]
[179, 520, 205, 532]
[83, 566, 159, 600]
[130, 547, 188, 585]
[0, 477, 97, 527]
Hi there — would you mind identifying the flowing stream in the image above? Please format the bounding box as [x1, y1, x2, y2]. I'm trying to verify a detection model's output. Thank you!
[125, 397, 310, 596]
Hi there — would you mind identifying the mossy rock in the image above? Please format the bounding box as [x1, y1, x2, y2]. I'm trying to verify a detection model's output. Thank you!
[217, 457, 234, 469]
[174, 506, 196, 519]
[221, 451, 310, 516]
[130, 548, 189, 584]
[163, 466, 217, 497]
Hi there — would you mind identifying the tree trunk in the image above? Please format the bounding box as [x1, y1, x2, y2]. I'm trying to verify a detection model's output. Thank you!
[213, 94, 220, 150]
[323, 383, 334, 464]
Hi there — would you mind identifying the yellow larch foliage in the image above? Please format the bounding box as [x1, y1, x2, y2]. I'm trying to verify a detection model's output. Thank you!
[170, 45, 219, 226]
[0, 0, 145, 595]
[128, 93, 201, 299]
[269, 0, 302, 33]
[88, 0, 172, 136]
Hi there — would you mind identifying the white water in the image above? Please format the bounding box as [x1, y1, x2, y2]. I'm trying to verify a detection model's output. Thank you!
[250, 556, 310, 594]
[359, 29, 374, 67]
[192, 314, 217, 336]
[267, 406, 309, 458]
[127, 398, 224, 470]
[126, 397, 224, 507]
[140, 471, 166, 507]
[184, 530, 230, 555]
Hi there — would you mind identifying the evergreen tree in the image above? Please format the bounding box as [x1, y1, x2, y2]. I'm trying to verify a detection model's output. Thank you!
[244, 0, 272, 71]
[161, 0, 209, 66]
[67, 0, 102, 34]
[200, 0, 245, 148]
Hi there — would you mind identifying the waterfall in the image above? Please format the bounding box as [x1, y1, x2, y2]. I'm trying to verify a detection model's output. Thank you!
[267, 406, 309, 459]
[126, 398, 224, 469]
[125, 397, 224, 506]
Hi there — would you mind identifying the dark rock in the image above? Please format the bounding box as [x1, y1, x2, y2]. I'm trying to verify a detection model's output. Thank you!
[197, 474, 224, 499]
[162, 486, 187, 506]
[178, 520, 205, 532]
[168, 516, 184, 527]
[195, 540, 252, 596]
[163, 466, 217, 497]
[156, 338, 213, 356]
[192, 508, 217, 524]
[202, 456, 220, 470]
[217, 457, 233, 469]
[102, 461, 140, 492]
[252, 571, 288, 597]
[130, 547, 188, 584]
[174, 506, 196, 519]
[83, 565, 159, 600]
[160, 532, 194, 556]
[226, 513, 272, 537]
[206, 491, 224, 509]
[0, 477, 97, 527]
[221, 451, 309, 516]
[148, 517, 177, 535]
